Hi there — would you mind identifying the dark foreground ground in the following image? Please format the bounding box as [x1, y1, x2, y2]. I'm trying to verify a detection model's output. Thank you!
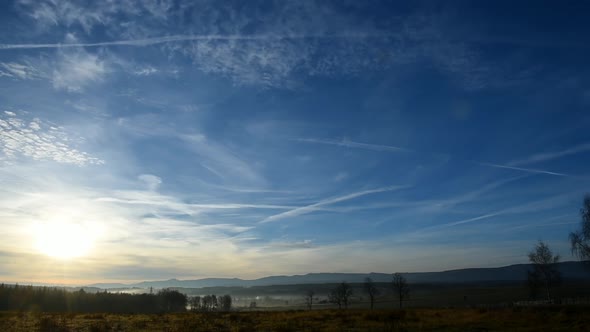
[1, 306, 588, 332]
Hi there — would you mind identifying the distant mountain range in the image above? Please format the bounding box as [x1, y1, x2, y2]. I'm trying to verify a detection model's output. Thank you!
[87, 261, 590, 289]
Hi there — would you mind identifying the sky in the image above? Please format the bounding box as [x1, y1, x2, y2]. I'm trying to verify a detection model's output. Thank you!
[0, 0, 590, 285]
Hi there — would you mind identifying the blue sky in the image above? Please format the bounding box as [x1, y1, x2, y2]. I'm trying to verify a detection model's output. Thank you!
[1, 0, 589, 284]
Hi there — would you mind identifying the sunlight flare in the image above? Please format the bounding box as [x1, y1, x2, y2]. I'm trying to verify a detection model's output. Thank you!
[35, 221, 93, 259]
[33, 219, 100, 259]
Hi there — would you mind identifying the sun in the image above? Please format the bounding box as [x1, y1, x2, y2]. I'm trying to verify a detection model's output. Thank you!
[34, 221, 96, 259]
[30, 204, 105, 260]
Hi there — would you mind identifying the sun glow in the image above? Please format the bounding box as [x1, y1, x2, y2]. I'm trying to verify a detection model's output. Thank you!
[34, 220, 98, 259]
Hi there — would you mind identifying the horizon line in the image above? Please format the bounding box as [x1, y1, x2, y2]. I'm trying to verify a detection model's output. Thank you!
[4, 259, 584, 288]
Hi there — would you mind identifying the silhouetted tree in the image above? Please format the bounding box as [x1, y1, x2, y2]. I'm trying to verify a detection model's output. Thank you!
[392, 273, 409, 308]
[528, 241, 561, 301]
[189, 296, 201, 311]
[0, 284, 194, 313]
[202, 295, 217, 311]
[328, 290, 341, 309]
[157, 289, 187, 312]
[570, 194, 590, 265]
[363, 277, 379, 309]
[218, 294, 232, 311]
[329, 282, 353, 309]
[304, 290, 315, 310]
[526, 270, 542, 300]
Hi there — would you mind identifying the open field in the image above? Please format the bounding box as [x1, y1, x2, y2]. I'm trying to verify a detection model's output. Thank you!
[1, 306, 589, 332]
[178, 280, 590, 309]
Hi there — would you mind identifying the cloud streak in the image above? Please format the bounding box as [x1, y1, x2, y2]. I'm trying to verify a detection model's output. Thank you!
[0, 61, 44, 79]
[260, 185, 408, 223]
[476, 162, 567, 177]
[508, 142, 590, 166]
[298, 138, 409, 153]
[97, 195, 297, 211]
[0, 33, 388, 50]
[430, 192, 577, 229]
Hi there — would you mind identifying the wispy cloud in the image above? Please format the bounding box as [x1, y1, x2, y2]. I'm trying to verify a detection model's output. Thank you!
[265, 239, 315, 250]
[0, 61, 44, 79]
[114, 117, 266, 186]
[15, 0, 173, 34]
[508, 143, 590, 166]
[52, 48, 107, 92]
[476, 162, 567, 177]
[0, 40, 107, 92]
[97, 194, 296, 212]
[333, 172, 349, 182]
[7, 1, 534, 90]
[503, 213, 578, 232]
[179, 134, 266, 186]
[193, 180, 292, 194]
[298, 138, 409, 153]
[1, 5, 491, 89]
[260, 185, 408, 223]
[18, 0, 108, 33]
[418, 175, 529, 214]
[133, 66, 158, 76]
[0, 33, 388, 50]
[138, 174, 162, 191]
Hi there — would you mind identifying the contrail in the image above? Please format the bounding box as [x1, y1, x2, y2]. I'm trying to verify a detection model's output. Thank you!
[443, 211, 506, 227]
[508, 142, 590, 166]
[431, 192, 575, 229]
[476, 162, 567, 177]
[297, 138, 409, 153]
[260, 185, 408, 223]
[0, 33, 385, 50]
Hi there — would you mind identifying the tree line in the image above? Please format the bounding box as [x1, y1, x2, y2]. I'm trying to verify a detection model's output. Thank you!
[0, 285, 188, 313]
[188, 294, 232, 312]
[305, 272, 410, 310]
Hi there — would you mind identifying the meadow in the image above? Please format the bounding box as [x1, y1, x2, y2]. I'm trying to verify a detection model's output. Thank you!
[1, 306, 589, 332]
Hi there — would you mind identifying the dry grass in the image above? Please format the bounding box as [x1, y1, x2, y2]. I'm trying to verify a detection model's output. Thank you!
[0, 306, 588, 332]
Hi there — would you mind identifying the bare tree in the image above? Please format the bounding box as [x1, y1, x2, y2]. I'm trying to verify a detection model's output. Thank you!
[218, 294, 232, 311]
[570, 194, 590, 264]
[202, 294, 218, 311]
[304, 290, 315, 310]
[392, 273, 409, 308]
[189, 296, 201, 311]
[363, 277, 379, 309]
[328, 289, 341, 309]
[329, 282, 353, 309]
[528, 241, 561, 301]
